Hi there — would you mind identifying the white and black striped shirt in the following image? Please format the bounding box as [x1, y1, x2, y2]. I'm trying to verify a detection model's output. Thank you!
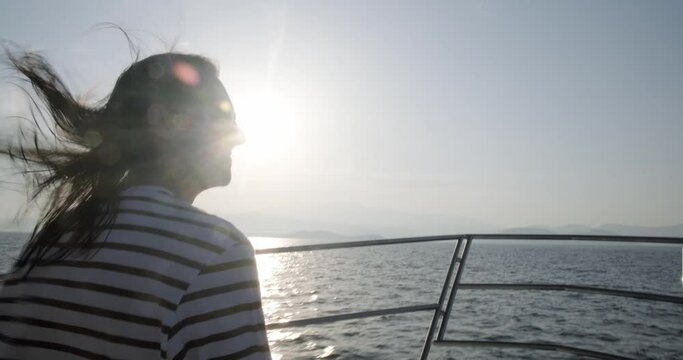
[0, 185, 271, 359]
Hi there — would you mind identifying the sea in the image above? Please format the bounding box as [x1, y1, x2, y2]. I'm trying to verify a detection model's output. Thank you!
[1, 233, 682, 359]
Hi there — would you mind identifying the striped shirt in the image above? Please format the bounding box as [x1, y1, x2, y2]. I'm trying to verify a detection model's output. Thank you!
[0, 185, 271, 359]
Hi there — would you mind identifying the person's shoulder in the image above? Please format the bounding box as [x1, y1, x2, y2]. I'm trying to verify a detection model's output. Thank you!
[169, 201, 249, 251]
[119, 185, 249, 251]
[201, 213, 250, 247]
[169, 208, 255, 271]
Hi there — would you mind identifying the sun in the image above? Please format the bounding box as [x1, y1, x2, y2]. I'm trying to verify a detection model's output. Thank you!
[231, 87, 299, 165]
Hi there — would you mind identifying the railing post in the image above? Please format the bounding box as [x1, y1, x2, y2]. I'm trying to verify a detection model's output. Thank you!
[420, 238, 463, 360]
[437, 235, 473, 341]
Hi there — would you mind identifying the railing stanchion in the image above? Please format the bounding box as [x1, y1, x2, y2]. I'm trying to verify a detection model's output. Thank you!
[420, 238, 463, 360]
[437, 235, 473, 341]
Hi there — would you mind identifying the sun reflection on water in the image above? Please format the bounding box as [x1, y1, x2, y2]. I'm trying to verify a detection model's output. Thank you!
[250, 236, 288, 251]
[251, 237, 308, 358]
[317, 346, 336, 358]
[255, 253, 279, 281]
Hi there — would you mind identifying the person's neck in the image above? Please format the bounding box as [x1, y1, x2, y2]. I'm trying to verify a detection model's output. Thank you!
[123, 167, 204, 203]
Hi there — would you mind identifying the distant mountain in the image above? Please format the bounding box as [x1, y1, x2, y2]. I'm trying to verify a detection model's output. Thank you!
[500, 227, 556, 235]
[597, 224, 683, 237]
[552, 224, 616, 236]
[281, 230, 384, 242]
[0, 231, 30, 240]
[500, 224, 683, 237]
[0, 218, 36, 232]
[221, 204, 496, 239]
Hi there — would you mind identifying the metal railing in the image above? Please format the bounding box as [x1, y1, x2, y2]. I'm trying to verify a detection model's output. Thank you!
[256, 234, 683, 359]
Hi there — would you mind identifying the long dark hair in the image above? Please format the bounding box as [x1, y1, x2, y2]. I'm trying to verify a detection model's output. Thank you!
[2, 48, 218, 276]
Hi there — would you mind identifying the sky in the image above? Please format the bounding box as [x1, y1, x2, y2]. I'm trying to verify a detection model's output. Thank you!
[0, 0, 682, 235]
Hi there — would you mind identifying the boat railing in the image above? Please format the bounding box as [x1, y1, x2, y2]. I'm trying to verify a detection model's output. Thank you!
[256, 234, 683, 360]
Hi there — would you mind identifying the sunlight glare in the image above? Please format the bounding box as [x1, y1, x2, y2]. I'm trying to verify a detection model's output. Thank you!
[233, 87, 300, 165]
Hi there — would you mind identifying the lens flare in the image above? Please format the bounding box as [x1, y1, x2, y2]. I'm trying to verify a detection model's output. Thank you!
[172, 61, 200, 86]
[218, 100, 233, 113]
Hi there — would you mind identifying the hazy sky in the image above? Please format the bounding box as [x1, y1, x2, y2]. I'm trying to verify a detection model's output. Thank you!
[1, 0, 681, 234]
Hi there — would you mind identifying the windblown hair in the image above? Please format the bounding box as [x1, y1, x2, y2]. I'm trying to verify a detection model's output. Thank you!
[2, 49, 218, 276]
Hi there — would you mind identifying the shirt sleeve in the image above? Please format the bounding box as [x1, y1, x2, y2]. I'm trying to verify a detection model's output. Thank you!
[165, 239, 271, 360]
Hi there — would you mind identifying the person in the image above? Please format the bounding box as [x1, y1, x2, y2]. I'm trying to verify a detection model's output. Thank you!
[0, 50, 271, 359]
